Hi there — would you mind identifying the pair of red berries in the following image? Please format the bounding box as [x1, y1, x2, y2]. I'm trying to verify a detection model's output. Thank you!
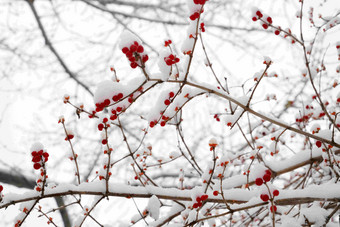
[255, 169, 272, 186]
[260, 189, 279, 202]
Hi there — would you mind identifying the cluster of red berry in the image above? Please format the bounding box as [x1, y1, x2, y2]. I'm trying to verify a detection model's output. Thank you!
[164, 39, 172, 47]
[122, 41, 149, 68]
[252, 10, 281, 35]
[164, 54, 180, 66]
[31, 149, 49, 170]
[192, 194, 208, 208]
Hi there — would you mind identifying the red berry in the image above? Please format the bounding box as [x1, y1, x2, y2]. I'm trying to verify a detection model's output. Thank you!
[164, 99, 171, 105]
[255, 178, 263, 186]
[112, 95, 119, 102]
[142, 55, 149, 63]
[116, 107, 122, 112]
[137, 45, 144, 53]
[102, 139, 107, 145]
[201, 194, 208, 201]
[273, 190, 279, 197]
[130, 62, 138, 68]
[33, 163, 41, 170]
[192, 203, 198, 208]
[262, 24, 269, 29]
[265, 170, 272, 176]
[149, 121, 155, 128]
[169, 92, 175, 98]
[256, 11, 263, 18]
[266, 17, 273, 24]
[130, 44, 137, 52]
[110, 115, 117, 121]
[213, 191, 218, 196]
[160, 121, 166, 127]
[196, 197, 201, 203]
[104, 99, 110, 106]
[43, 152, 49, 158]
[32, 156, 41, 163]
[316, 141, 322, 148]
[117, 93, 123, 100]
[0, 185, 3, 192]
[252, 17, 257, 21]
[122, 47, 129, 53]
[98, 123, 104, 131]
[31, 151, 37, 156]
[260, 194, 269, 202]
[126, 51, 132, 58]
[263, 174, 271, 182]
[270, 205, 277, 213]
[274, 30, 280, 35]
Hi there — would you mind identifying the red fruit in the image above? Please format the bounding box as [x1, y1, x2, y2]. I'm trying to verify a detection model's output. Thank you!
[102, 139, 107, 145]
[0, 185, 3, 192]
[137, 45, 144, 53]
[169, 92, 175, 98]
[262, 24, 269, 29]
[33, 163, 41, 170]
[260, 194, 269, 202]
[316, 141, 322, 148]
[255, 178, 263, 186]
[175, 58, 180, 63]
[112, 95, 119, 102]
[196, 197, 202, 203]
[192, 203, 198, 208]
[130, 44, 137, 52]
[266, 17, 273, 24]
[149, 121, 155, 128]
[197, 202, 202, 207]
[103, 118, 108, 123]
[274, 30, 280, 35]
[263, 174, 271, 182]
[43, 153, 49, 158]
[265, 169, 272, 176]
[256, 11, 263, 18]
[190, 14, 196, 21]
[104, 99, 110, 106]
[31, 151, 37, 156]
[130, 62, 138, 68]
[128, 97, 133, 103]
[160, 121, 166, 127]
[117, 93, 123, 99]
[116, 107, 122, 112]
[270, 205, 277, 213]
[110, 115, 117, 121]
[201, 194, 208, 201]
[165, 59, 172, 66]
[273, 190, 279, 197]
[32, 156, 41, 163]
[126, 51, 132, 58]
[252, 17, 257, 21]
[213, 191, 218, 196]
[142, 55, 149, 63]
[38, 150, 43, 155]
[129, 57, 136, 62]
[98, 123, 104, 131]
[122, 47, 129, 53]
[164, 99, 171, 105]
